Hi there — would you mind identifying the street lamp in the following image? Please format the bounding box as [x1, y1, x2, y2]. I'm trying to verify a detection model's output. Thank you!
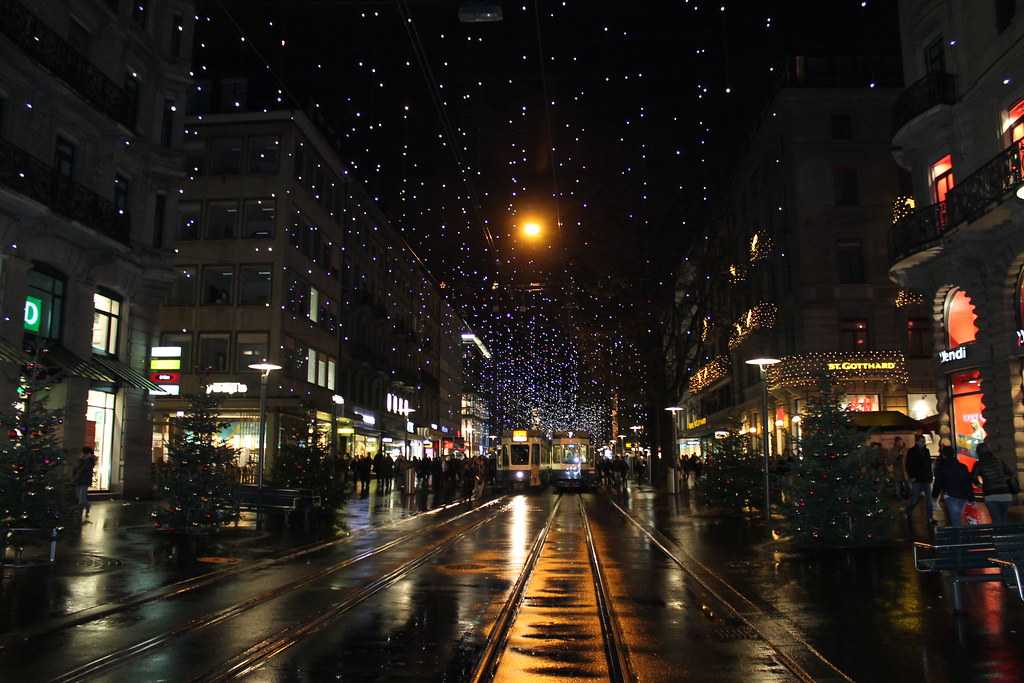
[249, 362, 281, 528]
[745, 357, 780, 520]
[522, 221, 542, 239]
[665, 406, 683, 493]
[331, 394, 345, 460]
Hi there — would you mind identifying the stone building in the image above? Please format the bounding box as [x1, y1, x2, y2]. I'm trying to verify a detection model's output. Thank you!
[889, 0, 1024, 471]
[0, 0, 193, 497]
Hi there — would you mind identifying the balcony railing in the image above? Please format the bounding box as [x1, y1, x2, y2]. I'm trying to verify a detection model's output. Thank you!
[0, 137, 130, 245]
[892, 71, 957, 135]
[892, 140, 1024, 262]
[0, 0, 137, 129]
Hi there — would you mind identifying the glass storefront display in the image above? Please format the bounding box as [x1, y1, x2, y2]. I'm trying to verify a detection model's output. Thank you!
[842, 394, 880, 412]
[908, 393, 938, 420]
[353, 433, 380, 458]
[949, 369, 986, 466]
[85, 389, 116, 491]
[946, 288, 979, 347]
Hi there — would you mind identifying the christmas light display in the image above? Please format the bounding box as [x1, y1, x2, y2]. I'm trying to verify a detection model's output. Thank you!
[895, 288, 926, 308]
[890, 194, 916, 225]
[729, 302, 778, 349]
[688, 355, 730, 395]
[766, 350, 908, 388]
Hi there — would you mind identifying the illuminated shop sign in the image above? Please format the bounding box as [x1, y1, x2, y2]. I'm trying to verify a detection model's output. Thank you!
[686, 417, 707, 430]
[149, 346, 182, 396]
[512, 429, 528, 442]
[23, 296, 41, 333]
[938, 346, 968, 364]
[826, 361, 896, 371]
[206, 382, 248, 395]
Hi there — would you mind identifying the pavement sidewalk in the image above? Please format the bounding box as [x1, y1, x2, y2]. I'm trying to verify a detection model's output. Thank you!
[620, 481, 1024, 683]
[0, 482, 461, 633]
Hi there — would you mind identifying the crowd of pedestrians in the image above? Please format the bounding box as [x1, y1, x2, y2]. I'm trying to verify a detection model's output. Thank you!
[337, 451, 495, 502]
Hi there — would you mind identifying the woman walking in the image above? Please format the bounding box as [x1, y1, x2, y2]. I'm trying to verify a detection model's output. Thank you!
[973, 442, 1019, 526]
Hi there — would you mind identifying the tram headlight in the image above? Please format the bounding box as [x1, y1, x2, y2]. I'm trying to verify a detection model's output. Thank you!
[515, 471, 525, 480]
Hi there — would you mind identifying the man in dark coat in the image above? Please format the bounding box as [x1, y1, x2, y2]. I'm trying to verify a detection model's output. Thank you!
[932, 445, 973, 527]
[904, 435, 935, 524]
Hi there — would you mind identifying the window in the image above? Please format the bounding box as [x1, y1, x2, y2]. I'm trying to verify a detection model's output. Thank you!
[202, 266, 233, 305]
[510, 444, 529, 465]
[25, 267, 64, 340]
[206, 201, 239, 239]
[91, 291, 121, 356]
[161, 332, 192, 372]
[242, 199, 275, 238]
[198, 333, 230, 372]
[68, 19, 91, 55]
[236, 332, 269, 371]
[153, 193, 166, 248]
[833, 167, 859, 205]
[945, 288, 978, 347]
[238, 265, 272, 305]
[842, 394, 880, 412]
[328, 358, 336, 391]
[167, 266, 196, 305]
[930, 154, 955, 205]
[124, 71, 140, 129]
[170, 13, 183, 58]
[997, 0, 1017, 33]
[209, 138, 243, 174]
[950, 369, 986, 463]
[86, 389, 115, 490]
[55, 137, 76, 180]
[160, 99, 175, 147]
[839, 319, 868, 350]
[830, 113, 853, 140]
[317, 355, 327, 387]
[307, 348, 317, 384]
[249, 136, 280, 174]
[132, 1, 146, 28]
[531, 443, 540, 465]
[309, 286, 320, 322]
[293, 141, 305, 180]
[178, 201, 200, 241]
[836, 241, 865, 284]
[924, 35, 945, 74]
[907, 319, 932, 357]
[113, 174, 129, 215]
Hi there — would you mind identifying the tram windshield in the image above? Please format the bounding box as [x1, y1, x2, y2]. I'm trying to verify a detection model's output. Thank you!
[553, 444, 589, 464]
[510, 444, 530, 465]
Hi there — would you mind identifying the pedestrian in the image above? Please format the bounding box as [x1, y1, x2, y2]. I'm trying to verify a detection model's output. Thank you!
[358, 455, 372, 495]
[382, 454, 394, 494]
[73, 447, 97, 517]
[973, 441, 1019, 526]
[373, 451, 386, 493]
[904, 434, 935, 525]
[891, 436, 907, 478]
[931, 445, 974, 527]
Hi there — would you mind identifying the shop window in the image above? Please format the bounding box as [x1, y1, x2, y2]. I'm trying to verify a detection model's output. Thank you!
[91, 291, 121, 356]
[839, 319, 868, 350]
[833, 167, 860, 206]
[209, 138, 243, 175]
[202, 266, 233, 305]
[908, 393, 938, 420]
[950, 368, 986, 464]
[198, 333, 230, 372]
[836, 241, 865, 283]
[206, 201, 239, 239]
[86, 389, 115, 490]
[55, 136, 76, 180]
[907, 318, 932, 357]
[177, 202, 200, 241]
[930, 154, 955, 206]
[160, 332, 192, 372]
[842, 394, 879, 412]
[167, 266, 196, 305]
[238, 265, 272, 305]
[25, 266, 65, 340]
[945, 287, 978, 347]
[236, 332, 268, 371]
[830, 113, 853, 140]
[249, 136, 280, 174]
[242, 199, 275, 238]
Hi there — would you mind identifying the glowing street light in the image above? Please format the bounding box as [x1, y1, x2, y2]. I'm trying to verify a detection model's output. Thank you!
[248, 361, 282, 528]
[745, 356, 781, 520]
[522, 221, 542, 239]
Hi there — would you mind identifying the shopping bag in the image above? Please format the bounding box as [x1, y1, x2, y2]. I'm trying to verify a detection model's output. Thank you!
[962, 501, 991, 526]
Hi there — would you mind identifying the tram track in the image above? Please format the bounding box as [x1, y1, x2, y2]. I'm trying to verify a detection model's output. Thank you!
[607, 498, 855, 683]
[45, 497, 510, 683]
[470, 494, 634, 683]
[2, 494, 487, 651]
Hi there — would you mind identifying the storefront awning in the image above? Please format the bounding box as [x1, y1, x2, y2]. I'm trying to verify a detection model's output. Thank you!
[91, 355, 163, 391]
[38, 345, 116, 383]
[850, 411, 923, 432]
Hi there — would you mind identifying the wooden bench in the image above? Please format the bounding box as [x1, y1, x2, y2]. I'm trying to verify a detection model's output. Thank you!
[236, 486, 322, 531]
[914, 524, 1024, 611]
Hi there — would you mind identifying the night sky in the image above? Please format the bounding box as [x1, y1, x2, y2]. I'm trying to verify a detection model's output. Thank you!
[194, 0, 902, 438]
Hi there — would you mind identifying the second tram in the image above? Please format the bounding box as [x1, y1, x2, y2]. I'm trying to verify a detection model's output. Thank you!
[549, 431, 596, 491]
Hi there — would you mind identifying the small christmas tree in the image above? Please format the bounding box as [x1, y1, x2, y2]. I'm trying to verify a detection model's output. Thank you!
[271, 415, 342, 509]
[154, 392, 239, 532]
[779, 374, 897, 546]
[0, 360, 67, 545]
[695, 421, 764, 514]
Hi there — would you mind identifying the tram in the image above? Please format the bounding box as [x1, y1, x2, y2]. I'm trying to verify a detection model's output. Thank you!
[497, 429, 550, 489]
[549, 431, 597, 491]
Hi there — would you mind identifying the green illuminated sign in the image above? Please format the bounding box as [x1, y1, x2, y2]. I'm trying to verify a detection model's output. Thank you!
[23, 296, 41, 333]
